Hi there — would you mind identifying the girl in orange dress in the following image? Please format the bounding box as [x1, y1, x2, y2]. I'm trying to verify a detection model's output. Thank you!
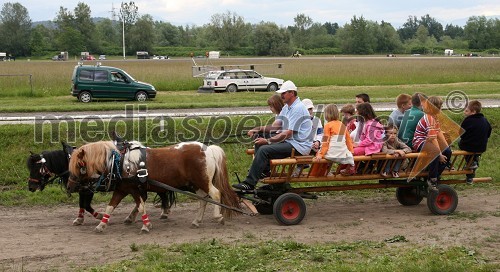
[312, 104, 355, 176]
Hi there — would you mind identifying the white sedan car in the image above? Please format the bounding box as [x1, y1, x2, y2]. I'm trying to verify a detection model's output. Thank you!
[200, 69, 283, 93]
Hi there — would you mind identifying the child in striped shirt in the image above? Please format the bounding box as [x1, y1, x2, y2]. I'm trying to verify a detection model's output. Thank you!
[412, 96, 452, 190]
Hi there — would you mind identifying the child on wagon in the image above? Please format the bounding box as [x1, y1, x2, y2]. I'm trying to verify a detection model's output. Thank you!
[353, 103, 384, 156]
[313, 104, 355, 175]
[248, 94, 284, 140]
[412, 96, 452, 190]
[388, 93, 412, 128]
[458, 100, 492, 184]
[381, 124, 411, 178]
[303, 98, 324, 155]
[340, 104, 357, 134]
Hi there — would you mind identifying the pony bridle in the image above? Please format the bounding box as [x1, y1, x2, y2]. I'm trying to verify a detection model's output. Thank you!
[78, 160, 87, 175]
[29, 156, 52, 184]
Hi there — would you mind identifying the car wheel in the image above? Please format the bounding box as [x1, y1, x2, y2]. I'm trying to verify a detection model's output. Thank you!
[226, 84, 238, 93]
[267, 83, 278, 92]
[135, 91, 148, 102]
[79, 91, 92, 103]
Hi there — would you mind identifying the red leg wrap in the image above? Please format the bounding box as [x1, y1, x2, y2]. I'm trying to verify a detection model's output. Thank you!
[78, 208, 85, 218]
[92, 212, 99, 218]
[141, 214, 150, 225]
[101, 214, 110, 224]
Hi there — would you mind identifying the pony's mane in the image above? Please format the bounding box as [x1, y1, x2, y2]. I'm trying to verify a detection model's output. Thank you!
[69, 141, 117, 178]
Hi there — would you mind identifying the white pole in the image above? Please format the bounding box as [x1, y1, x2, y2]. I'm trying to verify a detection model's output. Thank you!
[121, 2, 125, 59]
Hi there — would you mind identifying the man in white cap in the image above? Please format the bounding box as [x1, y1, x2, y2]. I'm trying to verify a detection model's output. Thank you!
[233, 80, 313, 190]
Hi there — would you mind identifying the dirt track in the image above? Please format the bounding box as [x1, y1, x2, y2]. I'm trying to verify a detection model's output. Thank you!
[0, 188, 498, 271]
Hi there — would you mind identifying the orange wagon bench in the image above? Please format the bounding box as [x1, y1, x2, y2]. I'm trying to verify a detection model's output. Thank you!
[237, 149, 492, 225]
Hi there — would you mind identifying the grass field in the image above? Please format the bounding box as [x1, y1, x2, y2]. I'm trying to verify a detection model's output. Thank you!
[92, 240, 498, 272]
[0, 57, 499, 112]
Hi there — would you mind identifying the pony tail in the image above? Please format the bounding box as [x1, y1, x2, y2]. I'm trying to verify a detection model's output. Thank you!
[207, 145, 240, 218]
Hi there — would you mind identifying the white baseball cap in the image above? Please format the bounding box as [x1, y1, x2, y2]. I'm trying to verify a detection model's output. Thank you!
[302, 99, 314, 110]
[276, 80, 297, 93]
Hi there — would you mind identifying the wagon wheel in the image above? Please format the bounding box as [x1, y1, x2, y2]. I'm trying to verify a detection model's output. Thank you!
[253, 184, 282, 215]
[396, 186, 424, 206]
[426, 184, 458, 215]
[254, 202, 274, 215]
[273, 193, 306, 225]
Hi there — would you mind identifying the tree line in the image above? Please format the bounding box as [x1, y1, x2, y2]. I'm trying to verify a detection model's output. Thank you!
[1, 1, 499, 58]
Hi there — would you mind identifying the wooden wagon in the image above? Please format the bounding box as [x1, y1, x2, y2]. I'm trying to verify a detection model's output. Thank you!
[237, 149, 492, 225]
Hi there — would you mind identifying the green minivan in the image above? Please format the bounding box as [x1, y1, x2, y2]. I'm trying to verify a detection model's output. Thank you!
[71, 64, 156, 103]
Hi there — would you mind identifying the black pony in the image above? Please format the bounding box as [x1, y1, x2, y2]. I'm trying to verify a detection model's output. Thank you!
[27, 142, 104, 225]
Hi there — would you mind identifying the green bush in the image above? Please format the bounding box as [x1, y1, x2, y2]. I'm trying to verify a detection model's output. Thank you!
[152, 46, 215, 57]
[303, 47, 342, 55]
[100, 46, 124, 56]
[151, 46, 258, 57]
[410, 46, 427, 54]
[224, 47, 256, 56]
[485, 48, 500, 55]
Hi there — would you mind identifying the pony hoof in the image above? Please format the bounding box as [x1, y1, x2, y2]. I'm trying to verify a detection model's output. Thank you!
[191, 222, 200, 228]
[94, 226, 104, 233]
[141, 226, 151, 233]
[73, 217, 84, 226]
[217, 217, 225, 225]
[94, 223, 106, 233]
[124, 218, 134, 224]
[95, 213, 104, 220]
[159, 214, 169, 220]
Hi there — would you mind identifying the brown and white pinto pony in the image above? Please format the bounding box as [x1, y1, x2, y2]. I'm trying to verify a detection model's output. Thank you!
[68, 141, 156, 232]
[68, 141, 240, 233]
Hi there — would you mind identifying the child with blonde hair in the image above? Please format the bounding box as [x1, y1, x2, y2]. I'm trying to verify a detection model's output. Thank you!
[313, 104, 355, 176]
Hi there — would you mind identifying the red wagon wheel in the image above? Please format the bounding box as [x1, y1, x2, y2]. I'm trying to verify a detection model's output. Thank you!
[426, 184, 458, 215]
[273, 193, 306, 225]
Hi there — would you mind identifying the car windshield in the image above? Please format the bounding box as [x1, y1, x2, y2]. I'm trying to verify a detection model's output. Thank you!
[253, 71, 263, 78]
[120, 70, 136, 81]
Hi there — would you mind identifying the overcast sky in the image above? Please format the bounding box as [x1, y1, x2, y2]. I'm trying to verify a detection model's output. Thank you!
[15, 0, 500, 27]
